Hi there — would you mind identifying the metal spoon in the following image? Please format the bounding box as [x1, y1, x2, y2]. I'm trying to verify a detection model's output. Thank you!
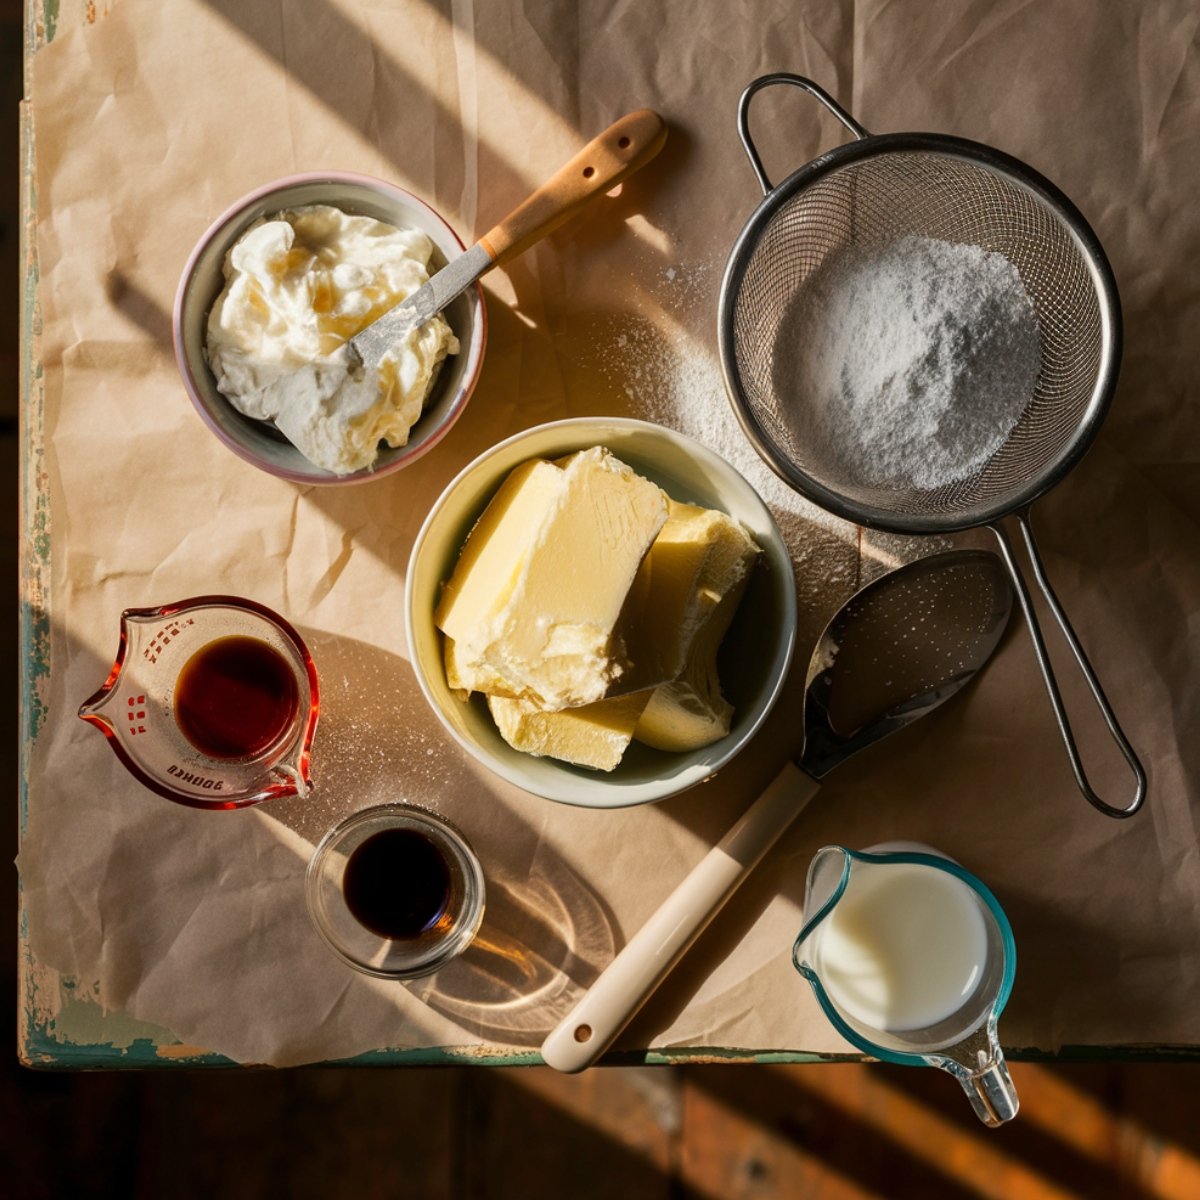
[541, 549, 1014, 1072]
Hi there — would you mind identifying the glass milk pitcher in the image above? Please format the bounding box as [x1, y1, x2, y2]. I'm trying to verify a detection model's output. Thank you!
[794, 845, 1019, 1126]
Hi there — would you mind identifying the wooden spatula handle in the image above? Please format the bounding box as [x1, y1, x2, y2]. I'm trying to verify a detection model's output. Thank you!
[479, 109, 668, 266]
[540, 763, 821, 1073]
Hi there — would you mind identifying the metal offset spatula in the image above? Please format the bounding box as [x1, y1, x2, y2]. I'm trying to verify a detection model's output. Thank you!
[347, 109, 668, 370]
[541, 549, 1013, 1073]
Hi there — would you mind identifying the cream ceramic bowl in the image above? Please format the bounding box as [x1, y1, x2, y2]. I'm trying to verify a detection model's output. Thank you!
[405, 418, 797, 807]
[173, 172, 487, 485]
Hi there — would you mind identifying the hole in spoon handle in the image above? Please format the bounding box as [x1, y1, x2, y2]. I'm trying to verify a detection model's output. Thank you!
[478, 109, 667, 266]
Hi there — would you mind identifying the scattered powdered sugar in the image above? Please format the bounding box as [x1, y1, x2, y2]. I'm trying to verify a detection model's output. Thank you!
[771, 235, 1040, 490]
[597, 262, 862, 635]
[590, 257, 955, 642]
[264, 637, 478, 845]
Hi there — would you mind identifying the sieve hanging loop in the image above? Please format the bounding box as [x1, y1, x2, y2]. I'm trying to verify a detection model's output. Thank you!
[737, 73, 870, 195]
[989, 514, 1146, 818]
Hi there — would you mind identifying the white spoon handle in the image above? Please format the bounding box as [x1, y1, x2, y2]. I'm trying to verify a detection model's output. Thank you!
[540, 762, 821, 1073]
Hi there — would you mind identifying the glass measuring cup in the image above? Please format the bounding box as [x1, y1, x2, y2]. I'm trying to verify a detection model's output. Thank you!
[78, 595, 319, 810]
[793, 845, 1018, 1126]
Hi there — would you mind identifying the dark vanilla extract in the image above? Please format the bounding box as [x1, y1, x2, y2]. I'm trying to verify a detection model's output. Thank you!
[173, 635, 299, 760]
[342, 829, 453, 940]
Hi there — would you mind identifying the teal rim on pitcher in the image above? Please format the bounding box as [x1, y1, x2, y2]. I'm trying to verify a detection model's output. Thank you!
[793, 846, 1019, 1127]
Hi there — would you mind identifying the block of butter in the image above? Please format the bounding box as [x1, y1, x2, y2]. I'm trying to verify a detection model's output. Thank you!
[624, 499, 760, 689]
[632, 502, 760, 752]
[482, 496, 761, 768]
[436, 447, 668, 710]
[487, 691, 653, 772]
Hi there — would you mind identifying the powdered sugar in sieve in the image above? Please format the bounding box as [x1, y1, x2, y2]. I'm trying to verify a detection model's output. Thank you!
[771, 235, 1040, 491]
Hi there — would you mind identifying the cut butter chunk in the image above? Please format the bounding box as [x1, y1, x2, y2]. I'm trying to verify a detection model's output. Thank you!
[488, 691, 653, 772]
[435, 457, 563, 645]
[436, 447, 668, 710]
[623, 500, 760, 688]
[444, 636, 513, 697]
[633, 504, 760, 752]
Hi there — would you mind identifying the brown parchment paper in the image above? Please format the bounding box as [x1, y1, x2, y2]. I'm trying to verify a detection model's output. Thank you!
[20, 0, 1200, 1066]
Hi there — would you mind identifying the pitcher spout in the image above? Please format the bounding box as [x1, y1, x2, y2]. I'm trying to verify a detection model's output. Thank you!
[78, 607, 150, 729]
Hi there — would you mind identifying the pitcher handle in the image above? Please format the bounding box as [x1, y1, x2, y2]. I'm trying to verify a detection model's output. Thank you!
[958, 1049, 1020, 1127]
[988, 514, 1147, 818]
[737, 73, 870, 195]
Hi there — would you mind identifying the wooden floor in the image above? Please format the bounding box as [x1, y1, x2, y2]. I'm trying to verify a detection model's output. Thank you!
[4, 1056, 1200, 1198]
[7, 2, 1200, 1196]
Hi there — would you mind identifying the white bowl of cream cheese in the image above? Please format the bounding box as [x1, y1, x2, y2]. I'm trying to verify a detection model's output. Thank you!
[406, 418, 797, 808]
[174, 173, 486, 484]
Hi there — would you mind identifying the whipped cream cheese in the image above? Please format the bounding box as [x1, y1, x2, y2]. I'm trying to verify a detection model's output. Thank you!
[206, 204, 459, 474]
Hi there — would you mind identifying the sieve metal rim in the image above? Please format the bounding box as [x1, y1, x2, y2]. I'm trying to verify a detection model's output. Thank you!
[717, 131, 1123, 535]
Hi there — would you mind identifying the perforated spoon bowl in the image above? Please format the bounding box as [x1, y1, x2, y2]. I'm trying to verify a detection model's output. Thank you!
[541, 549, 1013, 1072]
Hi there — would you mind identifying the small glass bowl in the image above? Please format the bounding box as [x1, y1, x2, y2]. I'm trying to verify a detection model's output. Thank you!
[306, 804, 485, 979]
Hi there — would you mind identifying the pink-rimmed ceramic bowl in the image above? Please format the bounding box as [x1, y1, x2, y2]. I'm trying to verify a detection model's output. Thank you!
[173, 171, 487, 485]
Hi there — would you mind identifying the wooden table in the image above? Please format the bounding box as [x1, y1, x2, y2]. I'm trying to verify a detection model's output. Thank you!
[20, 0, 1200, 1071]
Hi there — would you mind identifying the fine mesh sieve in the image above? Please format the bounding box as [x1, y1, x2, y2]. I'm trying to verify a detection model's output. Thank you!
[719, 74, 1145, 818]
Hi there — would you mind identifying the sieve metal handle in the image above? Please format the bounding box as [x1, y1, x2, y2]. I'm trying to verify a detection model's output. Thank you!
[737, 73, 871, 195]
[990, 513, 1147, 818]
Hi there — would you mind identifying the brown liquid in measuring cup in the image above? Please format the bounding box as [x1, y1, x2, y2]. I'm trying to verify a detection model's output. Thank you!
[173, 636, 299, 760]
[342, 830, 453, 940]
